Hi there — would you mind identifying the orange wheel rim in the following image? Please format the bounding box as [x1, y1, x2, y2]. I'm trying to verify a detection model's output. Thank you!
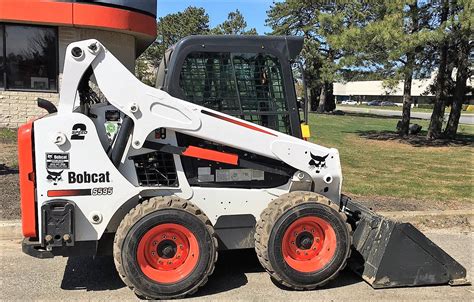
[282, 216, 337, 273]
[137, 223, 200, 283]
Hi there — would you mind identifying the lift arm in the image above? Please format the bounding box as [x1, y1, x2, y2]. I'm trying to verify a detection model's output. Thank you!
[58, 40, 343, 202]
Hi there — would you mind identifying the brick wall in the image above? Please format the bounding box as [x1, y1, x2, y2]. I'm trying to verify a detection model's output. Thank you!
[0, 91, 59, 128]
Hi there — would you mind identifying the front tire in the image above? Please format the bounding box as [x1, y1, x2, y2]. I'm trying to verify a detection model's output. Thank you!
[113, 196, 218, 300]
[255, 192, 351, 290]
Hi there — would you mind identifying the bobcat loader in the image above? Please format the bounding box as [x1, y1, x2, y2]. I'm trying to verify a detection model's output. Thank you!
[18, 36, 468, 299]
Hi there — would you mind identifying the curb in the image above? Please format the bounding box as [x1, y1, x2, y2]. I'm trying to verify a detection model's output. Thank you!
[379, 209, 474, 219]
[1, 209, 472, 240]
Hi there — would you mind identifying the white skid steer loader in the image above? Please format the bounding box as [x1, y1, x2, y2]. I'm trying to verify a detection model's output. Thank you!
[18, 37, 468, 299]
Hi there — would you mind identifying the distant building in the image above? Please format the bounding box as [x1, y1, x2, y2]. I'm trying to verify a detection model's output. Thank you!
[334, 72, 473, 105]
[0, 0, 157, 128]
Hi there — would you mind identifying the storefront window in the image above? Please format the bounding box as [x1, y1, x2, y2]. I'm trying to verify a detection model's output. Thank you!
[1, 24, 58, 91]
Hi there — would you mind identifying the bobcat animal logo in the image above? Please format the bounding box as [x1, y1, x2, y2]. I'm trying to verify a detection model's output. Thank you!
[308, 153, 329, 169]
[46, 169, 63, 185]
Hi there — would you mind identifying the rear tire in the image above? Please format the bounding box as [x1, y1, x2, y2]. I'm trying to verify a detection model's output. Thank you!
[113, 196, 218, 300]
[255, 192, 351, 290]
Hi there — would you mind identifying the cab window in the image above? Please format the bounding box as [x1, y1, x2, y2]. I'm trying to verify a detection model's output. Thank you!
[179, 52, 290, 134]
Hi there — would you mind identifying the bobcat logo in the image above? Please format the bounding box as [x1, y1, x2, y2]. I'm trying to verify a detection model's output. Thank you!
[46, 169, 63, 185]
[308, 153, 329, 170]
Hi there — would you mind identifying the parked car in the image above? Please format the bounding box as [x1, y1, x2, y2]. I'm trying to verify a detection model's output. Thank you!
[367, 100, 382, 106]
[381, 101, 396, 106]
[341, 100, 357, 105]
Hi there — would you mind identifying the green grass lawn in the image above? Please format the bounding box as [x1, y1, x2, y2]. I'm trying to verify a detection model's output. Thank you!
[308, 113, 474, 204]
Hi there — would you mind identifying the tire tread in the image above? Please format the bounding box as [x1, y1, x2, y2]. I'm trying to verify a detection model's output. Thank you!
[113, 196, 218, 300]
[254, 192, 352, 290]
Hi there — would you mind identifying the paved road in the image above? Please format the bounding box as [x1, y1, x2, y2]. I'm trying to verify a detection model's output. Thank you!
[0, 229, 472, 301]
[339, 106, 474, 125]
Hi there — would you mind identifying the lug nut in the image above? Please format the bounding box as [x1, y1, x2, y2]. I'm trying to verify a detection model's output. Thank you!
[63, 234, 71, 242]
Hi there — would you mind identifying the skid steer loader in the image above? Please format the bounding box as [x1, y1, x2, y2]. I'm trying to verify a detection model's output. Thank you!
[18, 36, 468, 299]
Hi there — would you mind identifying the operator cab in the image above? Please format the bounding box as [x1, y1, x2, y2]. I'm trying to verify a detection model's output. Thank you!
[155, 35, 304, 139]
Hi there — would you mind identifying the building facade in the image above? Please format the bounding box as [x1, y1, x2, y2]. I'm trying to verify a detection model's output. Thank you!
[0, 0, 157, 127]
[334, 72, 473, 105]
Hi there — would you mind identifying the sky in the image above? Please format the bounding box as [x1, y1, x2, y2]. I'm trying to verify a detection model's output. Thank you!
[157, 0, 274, 34]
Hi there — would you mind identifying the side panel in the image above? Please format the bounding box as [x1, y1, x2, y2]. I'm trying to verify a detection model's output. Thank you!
[18, 121, 37, 237]
[33, 113, 142, 241]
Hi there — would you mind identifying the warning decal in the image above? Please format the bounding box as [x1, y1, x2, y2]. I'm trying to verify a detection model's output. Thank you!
[46, 153, 70, 170]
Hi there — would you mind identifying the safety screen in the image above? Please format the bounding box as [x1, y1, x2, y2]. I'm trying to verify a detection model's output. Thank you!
[179, 52, 291, 134]
[132, 151, 178, 187]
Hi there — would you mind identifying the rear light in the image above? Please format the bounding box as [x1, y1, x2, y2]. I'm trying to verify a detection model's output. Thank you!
[18, 121, 36, 237]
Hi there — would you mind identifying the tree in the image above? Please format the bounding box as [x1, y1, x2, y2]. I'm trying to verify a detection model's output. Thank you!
[339, 0, 433, 135]
[443, 0, 473, 138]
[266, 1, 383, 113]
[212, 9, 257, 35]
[136, 7, 258, 85]
[135, 7, 211, 84]
[427, 0, 453, 139]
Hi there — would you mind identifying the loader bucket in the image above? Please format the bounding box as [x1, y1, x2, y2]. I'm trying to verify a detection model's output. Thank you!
[347, 207, 469, 288]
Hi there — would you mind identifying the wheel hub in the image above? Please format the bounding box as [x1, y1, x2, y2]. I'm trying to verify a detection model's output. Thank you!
[296, 232, 314, 250]
[281, 216, 337, 272]
[157, 240, 177, 259]
[137, 223, 200, 283]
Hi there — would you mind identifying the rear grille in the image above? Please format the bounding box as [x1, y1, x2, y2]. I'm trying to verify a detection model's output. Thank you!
[132, 152, 178, 187]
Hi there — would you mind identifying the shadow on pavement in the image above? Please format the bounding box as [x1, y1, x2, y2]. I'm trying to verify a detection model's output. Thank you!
[60, 249, 361, 296]
[60, 256, 125, 291]
[194, 249, 264, 297]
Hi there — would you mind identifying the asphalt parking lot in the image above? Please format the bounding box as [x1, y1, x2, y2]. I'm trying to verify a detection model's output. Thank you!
[0, 229, 472, 301]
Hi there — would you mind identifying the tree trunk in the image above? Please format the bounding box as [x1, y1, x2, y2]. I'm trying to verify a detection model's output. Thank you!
[309, 86, 320, 111]
[399, 63, 413, 136]
[317, 82, 335, 113]
[325, 83, 336, 112]
[399, 2, 419, 136]
[427, 0, 450, 139]
[317, 84, 326, 113]
[444, 30, 470, 138]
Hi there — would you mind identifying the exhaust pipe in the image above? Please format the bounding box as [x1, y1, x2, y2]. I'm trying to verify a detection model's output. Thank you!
[37, 98, 57, 114]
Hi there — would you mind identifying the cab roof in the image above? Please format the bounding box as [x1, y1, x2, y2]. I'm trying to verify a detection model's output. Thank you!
[169, 35, 304, 60]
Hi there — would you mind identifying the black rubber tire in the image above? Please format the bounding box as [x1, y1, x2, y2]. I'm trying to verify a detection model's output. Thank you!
[255, 192, 351, 290]
[113, 196, 218, 300]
